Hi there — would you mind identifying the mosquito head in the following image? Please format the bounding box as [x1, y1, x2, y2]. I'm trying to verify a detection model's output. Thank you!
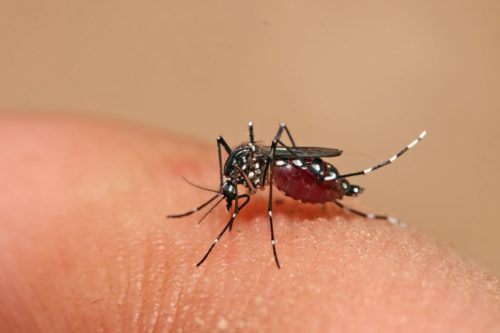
[221, 179, 237, 211]
[222, 180, 237, 199]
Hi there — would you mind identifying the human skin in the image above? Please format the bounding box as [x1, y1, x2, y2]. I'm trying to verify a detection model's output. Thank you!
[0, 115, 498, 332]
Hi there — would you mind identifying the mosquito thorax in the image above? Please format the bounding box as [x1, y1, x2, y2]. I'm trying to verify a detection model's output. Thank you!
[223, 143, 268, 189]
[223, 144, 254, 176]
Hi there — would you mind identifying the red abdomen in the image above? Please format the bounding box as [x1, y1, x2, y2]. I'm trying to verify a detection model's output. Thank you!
[272, 161, 345, 203]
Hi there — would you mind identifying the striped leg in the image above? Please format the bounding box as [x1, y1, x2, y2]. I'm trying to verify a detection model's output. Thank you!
[334, 199, 405, 227]
[248, 121, 255, 144]
[217, 136, 232, 189]
[265, 123, 294, 269]
[268, 148, 281, 268]
[338, 131, 426, 179]
[249, 121, 297, 146]
[196, 194, 250, 267]
[228, 180, 240, 231]
[278, 122, 297, 147]
[261, 122, 299, 268]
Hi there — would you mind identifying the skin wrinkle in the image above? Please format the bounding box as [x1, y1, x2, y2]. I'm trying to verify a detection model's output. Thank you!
[142, 223, 172, 332]
[87, 223, 113, 332]
[152, 270, 174, 333]
[163, 211, 208, 330]
[112, 231, 128, 331]
[138, 222, 168, 331]
[160, 217, 210, 331]
[129, 226, 147, 331]
[137, 226, 154, 331]
[97, 155, 154, 330]
[168, 277, 186, 332]
[0, 116, 499, 332]
[110, 153, 184, 331]
[149, 241, 170, 333]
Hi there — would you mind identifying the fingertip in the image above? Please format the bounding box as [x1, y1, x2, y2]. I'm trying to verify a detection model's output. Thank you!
[0, 115, 498, 332]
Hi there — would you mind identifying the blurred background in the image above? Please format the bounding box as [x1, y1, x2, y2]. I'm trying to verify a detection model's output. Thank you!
[0, 1, 499, 276]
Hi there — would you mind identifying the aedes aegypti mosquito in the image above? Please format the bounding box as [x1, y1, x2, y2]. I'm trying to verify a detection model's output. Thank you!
[168, 122, 426, 268]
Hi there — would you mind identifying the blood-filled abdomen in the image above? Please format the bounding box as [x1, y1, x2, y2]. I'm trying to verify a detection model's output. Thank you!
[272, 161, 345, 203]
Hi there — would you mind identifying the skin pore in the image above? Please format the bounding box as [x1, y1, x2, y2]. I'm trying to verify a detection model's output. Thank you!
[0, 115, 498, 332]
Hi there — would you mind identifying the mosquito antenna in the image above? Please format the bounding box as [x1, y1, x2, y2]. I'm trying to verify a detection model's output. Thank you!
[197, 196, 225, 224]
[167, 193, 221, 218]
[182, 177, 220, 193]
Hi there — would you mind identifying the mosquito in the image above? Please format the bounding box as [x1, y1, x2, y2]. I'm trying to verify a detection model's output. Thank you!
[167, 122, 426, 268]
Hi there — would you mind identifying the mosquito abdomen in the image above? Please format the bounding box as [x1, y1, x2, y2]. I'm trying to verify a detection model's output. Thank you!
[272, 161, 345, 203]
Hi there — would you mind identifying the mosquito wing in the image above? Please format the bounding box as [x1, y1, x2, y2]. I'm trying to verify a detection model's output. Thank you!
[259, 146, 343, 158]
